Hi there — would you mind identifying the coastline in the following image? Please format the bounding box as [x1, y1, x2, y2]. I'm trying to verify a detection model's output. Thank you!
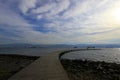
[61, 59, 120, 80]
[0, 54, 39, 80]
[1, 48, 120, 80]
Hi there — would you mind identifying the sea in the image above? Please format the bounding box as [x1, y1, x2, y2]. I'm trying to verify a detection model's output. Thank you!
[61, 48, 120, 63]
[0, 47, 71, 56]
[0, 47, 120, 63]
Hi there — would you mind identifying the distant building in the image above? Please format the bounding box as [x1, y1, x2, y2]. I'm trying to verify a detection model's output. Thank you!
[87, 46, 95, 49]
[73, 46, 78, 48]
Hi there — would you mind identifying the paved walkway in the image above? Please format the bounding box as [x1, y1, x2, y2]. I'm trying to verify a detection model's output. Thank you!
[8, 51, 69, 80]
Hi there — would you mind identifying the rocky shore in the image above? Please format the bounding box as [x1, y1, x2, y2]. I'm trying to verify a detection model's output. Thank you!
[0, 54, 39, 80]
[61, 59, 120, 80]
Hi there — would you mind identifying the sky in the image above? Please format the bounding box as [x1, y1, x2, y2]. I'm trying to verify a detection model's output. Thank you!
[0, 0, 120, 44]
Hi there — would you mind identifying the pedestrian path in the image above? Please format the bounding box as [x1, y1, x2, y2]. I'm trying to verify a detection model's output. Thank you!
[8, 51, 69, 80]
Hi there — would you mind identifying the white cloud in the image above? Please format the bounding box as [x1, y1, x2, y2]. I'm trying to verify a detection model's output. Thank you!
[0, 0, 120, 44]
[31, 0, 70, 19]
[0, 3, 31, 27]
[19, 0, 37, 14]
[32, 3, 55, 14]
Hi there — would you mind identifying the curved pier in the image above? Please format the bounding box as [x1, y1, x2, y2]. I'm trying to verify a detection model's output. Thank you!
[8, 51, 69, 80]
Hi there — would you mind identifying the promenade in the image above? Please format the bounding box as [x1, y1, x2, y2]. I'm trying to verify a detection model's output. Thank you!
[8, 51, 69, 80]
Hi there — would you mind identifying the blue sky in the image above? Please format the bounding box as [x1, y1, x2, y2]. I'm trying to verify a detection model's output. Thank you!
[0, 0, 120, 44]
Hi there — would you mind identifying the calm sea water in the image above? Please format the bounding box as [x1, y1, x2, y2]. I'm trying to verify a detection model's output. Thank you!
[1, 48, 120, 63]
[0, 47, 71, 56]
[61, 48, 120, 63]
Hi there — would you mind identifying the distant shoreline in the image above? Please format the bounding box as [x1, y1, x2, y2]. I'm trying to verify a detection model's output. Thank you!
[0, 54, 39, 80]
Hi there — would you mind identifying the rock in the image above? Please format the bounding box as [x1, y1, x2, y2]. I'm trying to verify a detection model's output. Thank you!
[97, 64, 103, 70]
[109, 69, 114, 72]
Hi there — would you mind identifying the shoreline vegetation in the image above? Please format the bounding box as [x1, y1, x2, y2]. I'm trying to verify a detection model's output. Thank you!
[0, 54, 39, 80]
[61, 59, 120, 80]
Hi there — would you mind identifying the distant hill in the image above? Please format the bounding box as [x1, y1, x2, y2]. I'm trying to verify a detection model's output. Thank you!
[0, 43, 33, 48]
[0, 43, 73, 48]
[75, 44, 120, 48]
[0, 43, 120, 48]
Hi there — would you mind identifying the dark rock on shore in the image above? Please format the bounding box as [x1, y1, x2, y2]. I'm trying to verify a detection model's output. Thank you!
[61, 59, 120, 80]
